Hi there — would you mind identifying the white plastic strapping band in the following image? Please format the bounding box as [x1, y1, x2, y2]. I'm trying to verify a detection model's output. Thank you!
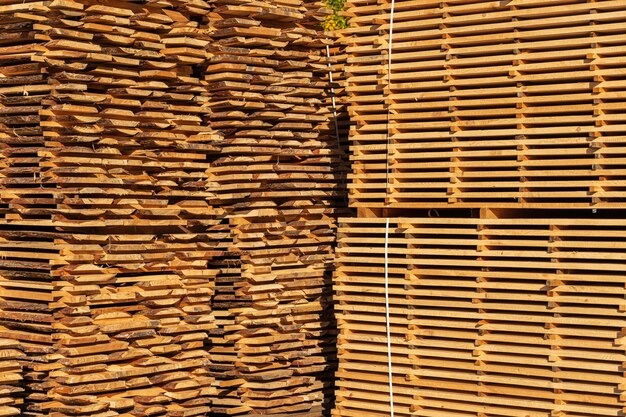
[384, 1, 396, 415]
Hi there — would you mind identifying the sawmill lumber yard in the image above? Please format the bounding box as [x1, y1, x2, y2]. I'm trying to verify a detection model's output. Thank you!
[1, 0, 625, 416]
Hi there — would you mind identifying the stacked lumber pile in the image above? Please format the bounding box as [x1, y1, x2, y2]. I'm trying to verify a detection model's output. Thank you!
[0, 1, 60, 415]
[335, 1, 626, 416]
[0, 339, 25, 416]
[1, 0, 345, 414]
[335, 215, 626, 417]
[37, 0, 224, 414]
[1, 0, 234, 415]
[345, 0, 626, 209]
[203, 1, 344, 415]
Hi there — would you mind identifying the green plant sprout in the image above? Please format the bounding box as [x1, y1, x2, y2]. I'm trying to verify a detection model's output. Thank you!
[323, 0, 348, 30]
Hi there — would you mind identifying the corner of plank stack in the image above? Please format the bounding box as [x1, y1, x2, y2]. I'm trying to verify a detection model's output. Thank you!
[335, 1, 626, 417]
[0, 339, 25, 416]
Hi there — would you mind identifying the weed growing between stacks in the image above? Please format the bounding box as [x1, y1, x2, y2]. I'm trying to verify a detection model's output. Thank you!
[323, 0, 347, 30]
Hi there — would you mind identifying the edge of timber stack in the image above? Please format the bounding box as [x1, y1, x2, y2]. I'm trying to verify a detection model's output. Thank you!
[334, 1, 626, 417]
[202, 2, 348, 415]
[0, 339, 25, 416]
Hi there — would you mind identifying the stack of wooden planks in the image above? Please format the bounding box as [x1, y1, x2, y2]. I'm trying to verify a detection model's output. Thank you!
[2, 0, 346, 415]
[0, 339, 24, 416]
[335, 0, 626, 416]
[345, 0, 626, 209]
[1, 0, 229, 415]
[38, 0, 226, 414]
[202, 0, 344, 415]
[0, 1, 59, 415]
[335, 214, 626, 417]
